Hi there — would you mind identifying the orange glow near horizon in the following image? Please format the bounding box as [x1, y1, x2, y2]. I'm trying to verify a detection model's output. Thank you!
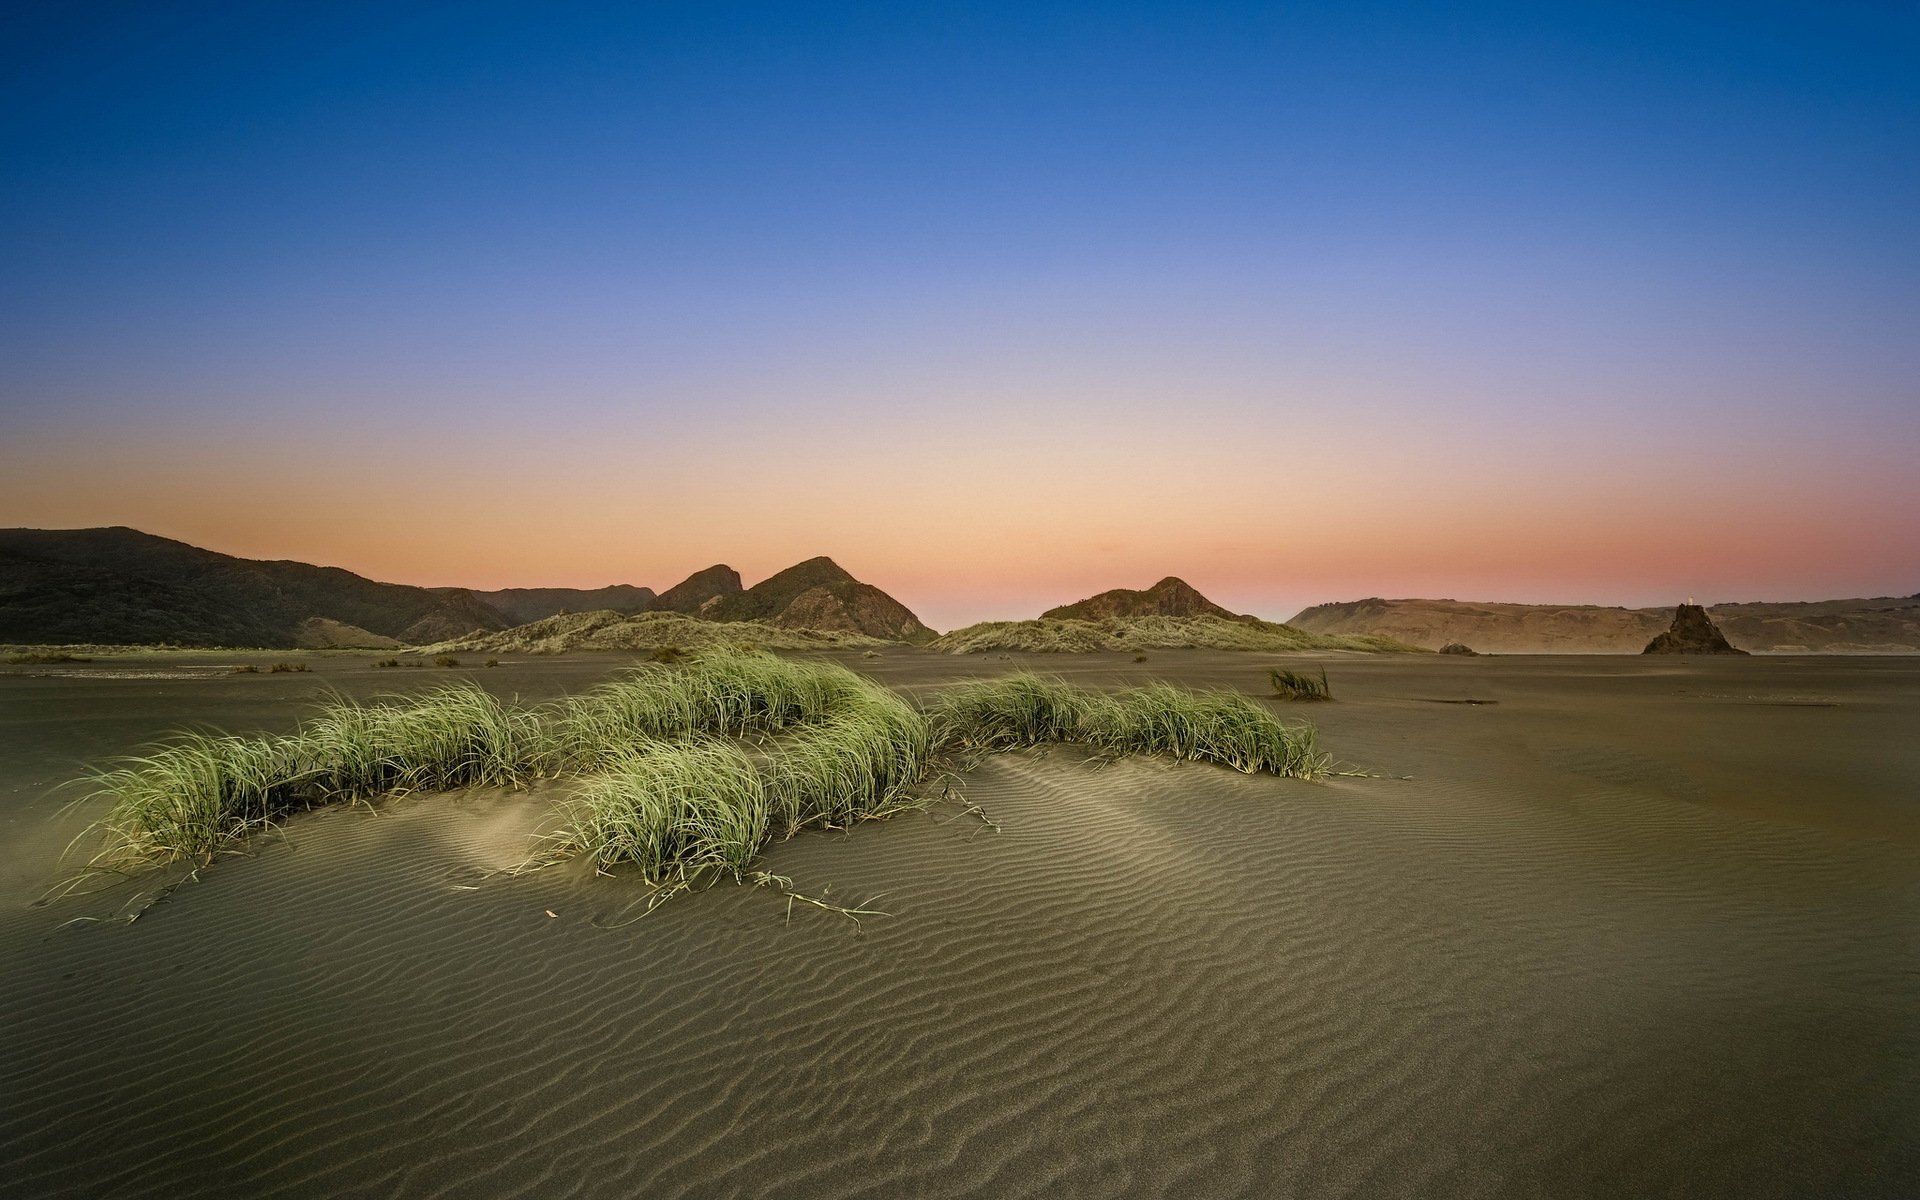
[4, 417, 1913, 632]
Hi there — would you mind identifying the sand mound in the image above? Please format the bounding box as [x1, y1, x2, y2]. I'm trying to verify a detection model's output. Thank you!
[930, 614, 1419, 654]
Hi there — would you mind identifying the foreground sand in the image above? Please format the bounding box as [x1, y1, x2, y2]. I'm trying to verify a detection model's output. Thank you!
[1, 651, 1915, 1198]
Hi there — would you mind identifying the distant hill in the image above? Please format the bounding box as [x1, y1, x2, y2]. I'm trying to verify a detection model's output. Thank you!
[429, 610, 892, 655]
[1043, 577, 1245, 622]
[934, 576, 1413, 654]
[705, 556, 934, 642]
[931, 614, 1417, 655]
[0, 527, 508, 648]
[460, 585, 655, 625]
[652, 565, 744, 614]
[0, 530, 935, 650]
[1291, 596, 1920, 653]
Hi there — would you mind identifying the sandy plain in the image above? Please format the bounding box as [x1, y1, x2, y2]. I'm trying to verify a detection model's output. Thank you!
[1, 650, 1915, 1198]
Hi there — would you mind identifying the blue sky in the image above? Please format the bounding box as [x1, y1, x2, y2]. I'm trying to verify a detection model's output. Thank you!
[3, 2, 1915, 625]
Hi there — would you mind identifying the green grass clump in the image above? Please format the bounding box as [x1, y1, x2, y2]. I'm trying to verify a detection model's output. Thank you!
[232, 664, 260, 674]
[546, 738, 767, 883]
[269, 662, 310, 674]
[293, 683, 544, 801]
[76, 735, 314, 869]
[1090, 683, 1324, 775]
[372, 657, 400, 668]
[1269, 667, 1331, 701]
[77, 683, 545, 870]
[6, 651, 91, 664]
[433, 655, 460, 668]
[69, 650, 1330, 898]
[539, 655, 932, 877]
[760, 689, 930, 835]
[926, 672, 1323, 777]
[926, 673, 1097, 752]
[548, 652, 872, 772]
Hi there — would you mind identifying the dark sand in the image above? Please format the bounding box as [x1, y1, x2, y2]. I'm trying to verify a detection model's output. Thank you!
[2, 652, 1916, 1198]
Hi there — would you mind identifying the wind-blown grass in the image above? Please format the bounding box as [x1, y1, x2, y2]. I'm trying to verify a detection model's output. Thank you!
[75, 683, 544, 871]
[546, 738, 768, 882]
[1269, 667, 1332, 701]
[70, 652, 1330, 896]
[759, 688, 930, 835]
[927, 673, 1325, 777]
[546, 653, 872, 771]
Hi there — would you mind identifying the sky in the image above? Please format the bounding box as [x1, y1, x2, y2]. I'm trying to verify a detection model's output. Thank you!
[2, 1, 1915, 630]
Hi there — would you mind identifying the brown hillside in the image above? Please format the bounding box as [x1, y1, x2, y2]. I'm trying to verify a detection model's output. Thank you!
[1043, 577, 1244, 622]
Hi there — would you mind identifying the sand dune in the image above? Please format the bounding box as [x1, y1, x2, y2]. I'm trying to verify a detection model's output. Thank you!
[1, 653, 1915, 1197]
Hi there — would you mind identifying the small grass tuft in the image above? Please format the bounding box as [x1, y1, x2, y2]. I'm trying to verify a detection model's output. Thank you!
[6, 651, 91, 664]
[268, 662, 311, 674]
[231, 665, 260, 674]
[1269, 667, 1331, 702]
[433, 655, 460, 668]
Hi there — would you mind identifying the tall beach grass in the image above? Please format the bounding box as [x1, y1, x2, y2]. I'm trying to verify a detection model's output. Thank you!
[75, 682, 543, 871]
[927, 673, 1325, 777]
[72, 651, 1330, 891]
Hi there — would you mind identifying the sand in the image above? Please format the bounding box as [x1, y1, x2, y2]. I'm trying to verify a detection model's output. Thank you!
[1, 651, 1915, 1197]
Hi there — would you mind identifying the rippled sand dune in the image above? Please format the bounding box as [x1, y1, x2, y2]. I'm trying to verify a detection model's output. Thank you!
[1, 653, 1914, 1198]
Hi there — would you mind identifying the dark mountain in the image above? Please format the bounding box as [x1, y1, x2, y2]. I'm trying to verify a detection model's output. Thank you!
[1043, 577, 1245, 622]
[0, 527, 508, 648]
[652, 564, 744, 614]
[706, 556, 934, 642]
[1643, 603, 1748, 655]
[463, 585, 655, 625]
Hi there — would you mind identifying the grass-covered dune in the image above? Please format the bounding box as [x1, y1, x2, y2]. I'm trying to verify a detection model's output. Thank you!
[426, 609, 895, 656]
[929, 613, 1421, 655]
[69, 651, 1327, 891]
[929, 674, 1326, 775]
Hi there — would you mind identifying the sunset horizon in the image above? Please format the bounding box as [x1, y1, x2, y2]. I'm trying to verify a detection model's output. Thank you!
[6, 3, 1915, 634]
[3, 5, 1915, 1197]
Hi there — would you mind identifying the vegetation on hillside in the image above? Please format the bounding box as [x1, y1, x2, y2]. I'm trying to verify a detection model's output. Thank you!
[428, 610, 895, 655]
[929, 614, 1419, 654]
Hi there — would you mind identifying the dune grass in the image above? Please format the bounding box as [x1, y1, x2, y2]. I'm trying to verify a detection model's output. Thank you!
[546, 738, 769, 881]
[72, 651, 1330, 893]
[1269, 667, 1331, 701]
[759, 688, 931, 835]
[75, 683, 546, 871]
[927, 673, 1325, 777]
[545, 653, 873, 772]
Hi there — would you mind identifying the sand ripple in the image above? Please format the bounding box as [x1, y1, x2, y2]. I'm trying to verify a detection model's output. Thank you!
[2, 656, 1916, 1198]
